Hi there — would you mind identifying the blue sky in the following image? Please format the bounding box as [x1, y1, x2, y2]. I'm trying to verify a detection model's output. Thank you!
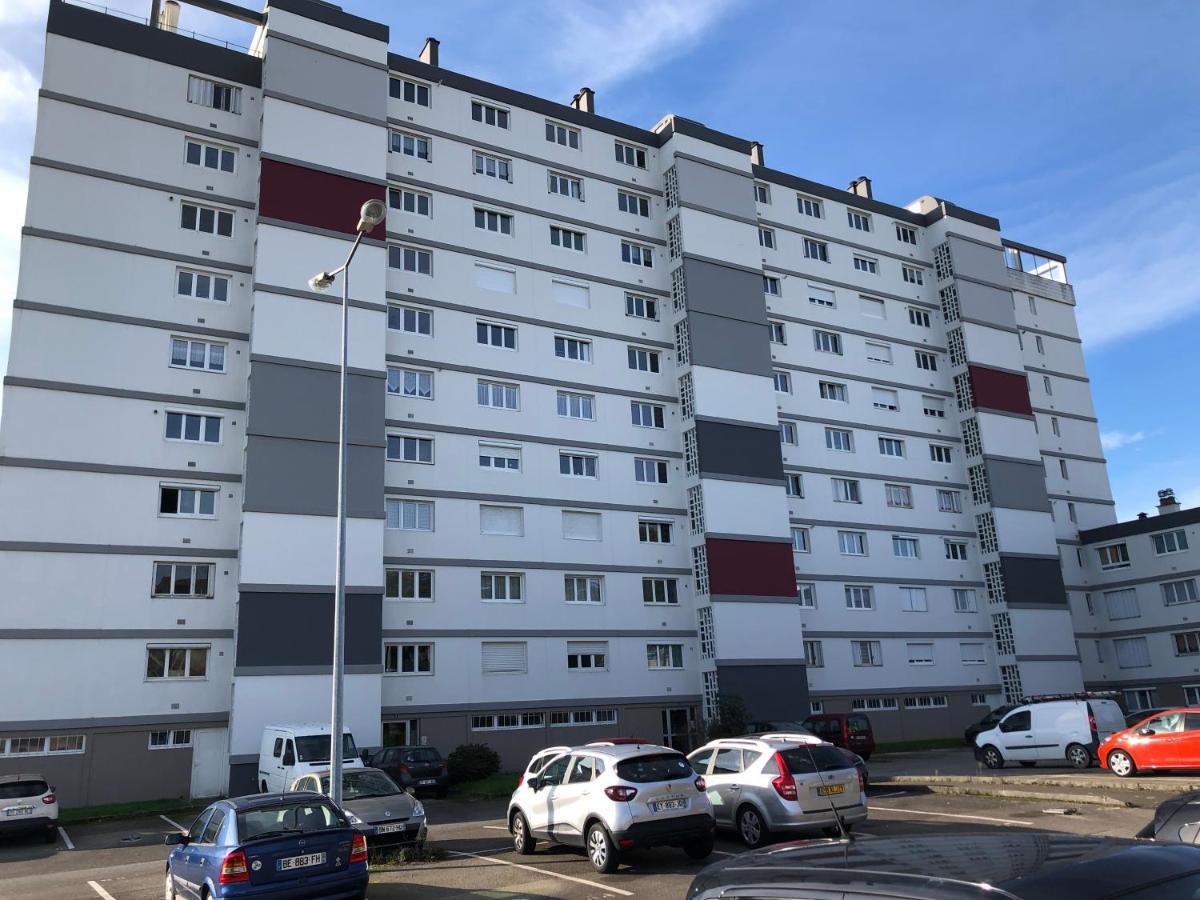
[1, 0, 1197, 520]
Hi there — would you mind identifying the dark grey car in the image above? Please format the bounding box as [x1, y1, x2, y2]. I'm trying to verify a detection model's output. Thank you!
[1139, 789, 1200, 843]
[289, 767, 427, 850]
[369, 745, 449, 797]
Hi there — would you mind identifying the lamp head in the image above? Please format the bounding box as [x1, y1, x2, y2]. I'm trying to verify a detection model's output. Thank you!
[356, 199, 386, 233]
[308, 271, 336, 292]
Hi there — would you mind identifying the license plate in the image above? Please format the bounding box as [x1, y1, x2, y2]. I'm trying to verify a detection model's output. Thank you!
[418, 779, 436, 785]
[817, 784, 845, 797]
[376, 823, 406, 834]
[277, 851, 325, 871]
[651, 798, 687, 813]
[4, 808, 33, 817]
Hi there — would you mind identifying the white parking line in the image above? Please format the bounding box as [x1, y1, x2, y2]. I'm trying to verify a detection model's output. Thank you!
[159, 814, 187, 833]
[87, 882, 118, 900]
[57, 826, 74, 850]
[868, 791, 907, 799]
[447, 849, 635, 897]
[870, 804, 1033, 826]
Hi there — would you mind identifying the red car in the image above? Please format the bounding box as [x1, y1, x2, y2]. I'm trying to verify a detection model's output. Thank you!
[801, 713, 876, 761]
[1099, 708, 1200, 777]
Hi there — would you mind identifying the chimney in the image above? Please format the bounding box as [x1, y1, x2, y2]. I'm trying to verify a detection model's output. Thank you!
[570, 87, 595, 114]
[1157, 488, 1181, 515]
[419, 37, 439, 67]
[848, 176, 873, 200]
[1137, 512, 1148, 520]
[750, 142, 764, 166]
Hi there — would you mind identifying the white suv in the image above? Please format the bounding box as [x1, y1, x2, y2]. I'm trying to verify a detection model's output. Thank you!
[0, 774, 59, 844]
[508, 743, 714, 873]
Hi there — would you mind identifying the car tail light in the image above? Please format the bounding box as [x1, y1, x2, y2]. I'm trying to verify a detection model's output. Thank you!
[1089, 709, 1097, 738]
[604, 785, 638, 802]
[517, 774, 524, 787]
[857, 768, 866, 792]
[399, 763, 411, 775]
[771, 751, 798, 801]
[350, 832, 368, 864]
[694, 776, 706, 792]
[42, 794, 56, 805]
[218, 850, 250, 884]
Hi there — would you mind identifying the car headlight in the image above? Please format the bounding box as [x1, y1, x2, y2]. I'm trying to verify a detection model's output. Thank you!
[412, 800, 425, 818]
[345, 811, 363, 825]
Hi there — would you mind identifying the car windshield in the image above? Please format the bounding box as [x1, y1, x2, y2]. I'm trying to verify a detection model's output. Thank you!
[320, 769, 402, 799]
[402, 748, 441, 763]
[805, 719, 841, 737]
[238, 801, 344, 839]
[0, 780, 47, 800]
[615, 753, 693, 784]
[294, 734, 358, 763]
[779, 746, 855, 774]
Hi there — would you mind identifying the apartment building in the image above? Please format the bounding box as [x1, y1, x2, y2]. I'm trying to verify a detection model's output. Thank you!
[0, 0, 1121, 805]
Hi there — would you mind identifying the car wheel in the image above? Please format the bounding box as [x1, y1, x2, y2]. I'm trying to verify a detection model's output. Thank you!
[586, 822, 619, 874]
[683, 833, 714, 860]
[1019, 761, 1037, 768]
[981, 745, 1004, 769]
[1066, 743, 1092, 770]
[737, 805, 769, 848]
[511, 811, 536, 855]
[1108, 749, 1137, 778]
[164, 871, 177, 900]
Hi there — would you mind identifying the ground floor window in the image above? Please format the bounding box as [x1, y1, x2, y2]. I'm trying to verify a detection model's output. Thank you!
[1185, 686, 1200, 707]
[382, 720, 419, 746]
[1123, 688, 1159, 711]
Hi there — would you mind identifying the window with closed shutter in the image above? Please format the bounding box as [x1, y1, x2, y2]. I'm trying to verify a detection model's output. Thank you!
[562, 510, 602, 541]
[480, 505, 523, 536]
[482, 641, 527, 674]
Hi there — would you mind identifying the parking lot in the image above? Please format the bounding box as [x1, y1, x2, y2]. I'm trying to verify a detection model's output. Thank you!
[0, 772, 1175, 900]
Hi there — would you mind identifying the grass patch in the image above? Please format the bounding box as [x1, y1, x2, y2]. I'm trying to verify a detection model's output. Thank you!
[874, 737, 968, 755]
[372, 843, 447, 867]
[60, 797, 209, 826]
[446, 772, 519, 801]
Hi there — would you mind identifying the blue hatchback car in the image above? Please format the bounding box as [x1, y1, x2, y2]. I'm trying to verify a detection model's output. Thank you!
[164, 792, 369, 899]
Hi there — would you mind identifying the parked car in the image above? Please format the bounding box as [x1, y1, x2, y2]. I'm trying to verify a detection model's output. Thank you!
[1100, 708, 1200, 778]
[507, 742, 714, 873]
[1137, 789, 1200, 842]
[258, 724, 362, 793]
[744, 721, 816, 738]
[686, 831, 1200, 899]
[688, 735, 867, 847]
[974, 696, 1125, 769]
[800, 713, 875, 760]
[368, 746, 448, 798]
[288, 767, 427, 850]
[164, 792, 368, 900]
[963, 704, 1014, 745]
[0, 774, 58, 844]
[520, 745, 572, 787]
[1126, 707, 1170, 728]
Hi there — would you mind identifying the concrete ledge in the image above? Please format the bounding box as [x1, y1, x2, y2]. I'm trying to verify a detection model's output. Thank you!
[875, 772, 1197, 795]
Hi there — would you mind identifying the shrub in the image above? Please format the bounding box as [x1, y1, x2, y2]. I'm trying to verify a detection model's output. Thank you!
[705, 695, 749, 739]
[447, 743, 500, 783]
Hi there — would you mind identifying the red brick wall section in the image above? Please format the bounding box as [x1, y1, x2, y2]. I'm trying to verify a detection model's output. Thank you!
[258, 158, 386, 239]
[705, 538, 797, 597]
[968, 365, 1033, 416]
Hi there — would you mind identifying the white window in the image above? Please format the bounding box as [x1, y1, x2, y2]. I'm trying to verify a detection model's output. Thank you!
[1043, 375, 1053, 395]
[839, 531, 867, 556]
[187, 74, 240, 113]
[825, 428, 854, 452]
[145, 645, 208, 679]
[872, 387, 899, 411]
[631, 401, 665, 428]
[471, 99, 509, 128]
[865, 341, 892, 364]
[390, 77, 430, 106]
[754, 182, 770, 203]
[625, 293, 658, 320]
[560, 452, 597, 478]
[797, 582, 816, 608]
[634, 457, 668, 484]
[900, 586, 928, 611]
[385, 568, 433, 602]
[1104, 588, 1140, 620]
[546, 120, 580, 148]
[1035, 334, 1045, 354]
[472, 149, 510, 180]
[896, 224, 918, 245]
[1, 735, 86, 757]
[184, 138, 236, 173]
[475, 263, 515, 293]
[557, 390, 595, 420]
[1153, 530, 1190, 555]
[786, 473, 804, 497]
[954, 588, 978, 612]
[385, 642, 433, 674]
[1059, 458, 1069, 479]
[885, 483, 912, 508]
[852, 696, 897, 711]
[804, 639, 823, 667]
[159, 485, 217, 518]
[175, 267, 230, 302]
[804, 238, 829, 261]
[646, 643, 684, 669]
[798, 195, 823, 218]
[853, 256, 878, 275]
[550, 225, 586, 251]
[639, 577, 677, 606]
[565, 575, 603, 604]
[389, 245, 432, 275]
[1178, 633, 1200, 657]
[149, 730, 193, 749]
[845, 585, 875, 610]
[394, 130, 431, 160]
[847, 210, 872, 232]
[1163, 579, 1200, 606]
[618, 189, 650, 217]
[1123, 688, 1159, 712]
[389, 187, 431, 217]
[152, 562, 214, 599]
[758, 227, 776, 249]
[1051, 416, 1061, 437]
[386, 434, 433, 464]
[923, 396, 946, 418]
[622, 241, 654, 268]
[165, 411, 221, 444]
[905, 695, 949, 710]
[945, 540, 969, 561]
[615, 140, 647, 168]
[773, 370, 792, 393]
[809, 286, 836, 308]
[478, 379, 519, 410]
[548, 171, 583, 199]
[769, 321, 786, 344]
[902, 265, 924, 285]
[477, 321, 517, 349]
[833, 478, 861, 503]
[1187, 686, 1200, 706]
[814, 330, 842, 354]
[480, 504, 523, 536]
[1097, 543, 1130, 569]
[474, 207, 513, 235]
[879, 437, 905, 458]
[938, 489, 962, 513]
[180, 201, 233, 237]
[567, 641, 609, 670]
[907, 642, 934, 666]
[908, 307, 930, 327]
[387, 367, 433, 399]
[851, 640, 882, 666]
[819, 381, 848, 402]
[478, 442, 520, 471]
[639, 519, 673, 543]
[387, 305, 433, 336]
[860, 296, 886, 318]
[779, 421, 797, 445]
[930, 444, 953, 464]
[791, 527, 810, 553]
[386, 499, 433, 531]
[628, 346, 660, 372]
[893, 536, 920, 559]
[764, 275, 781, 296]
[473, 712, 544, 730]
[1115, 637, 1151, 669]
[562, 510, 602, 541]
[915, 350, 939, 371]
[554, 335, 592, 363]
[481, 572, 523, 602]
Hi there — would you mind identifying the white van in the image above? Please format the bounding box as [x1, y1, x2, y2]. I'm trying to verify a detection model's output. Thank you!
[258, 723, 363, 793]
[974, 696, 1125, 769]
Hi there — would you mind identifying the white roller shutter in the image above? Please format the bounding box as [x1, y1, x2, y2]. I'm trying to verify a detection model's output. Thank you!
[562, 510, 602, 541]
[480, 505, 523, 536]
[552, 280, 590, 309]
[482, 641, 527, 674]
[475, 263, 516, 294]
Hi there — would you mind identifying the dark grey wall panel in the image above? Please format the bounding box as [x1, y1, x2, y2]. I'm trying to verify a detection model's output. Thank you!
[675, 157, 755, 220]
[949, 235, 1009, 285]
[999, 555, 1067, 606]
[715, 662, 810, 721]
[247, 361, 383, 447]
[984, 458, 1052, 512]
[695, 420, 784, 481]
[956, 280, 1017, 330]
[236, 591, 382, 667]
[688, 312, 773, 377]
[265, 37, 386, 121]
[681, 257, 768, 326]
[243, 436, 384, 518]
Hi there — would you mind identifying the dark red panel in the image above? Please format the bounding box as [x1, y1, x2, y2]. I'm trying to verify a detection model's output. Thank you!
[258, 158, 386, 239]
[705, 538, 797, 597]
[968, 365, 1033, 416]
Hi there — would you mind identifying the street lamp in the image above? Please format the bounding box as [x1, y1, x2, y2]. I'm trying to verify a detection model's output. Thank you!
[310, 198, 385, 806]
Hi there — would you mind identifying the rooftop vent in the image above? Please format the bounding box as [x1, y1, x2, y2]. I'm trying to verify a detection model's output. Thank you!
[848, 176, 872, 200]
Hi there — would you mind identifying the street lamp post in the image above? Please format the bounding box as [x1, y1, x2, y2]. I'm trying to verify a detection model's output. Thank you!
[309, 198, 386, 806]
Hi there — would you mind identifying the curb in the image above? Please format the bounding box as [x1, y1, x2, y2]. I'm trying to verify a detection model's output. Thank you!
[897, 783, 1137, 808]
[875, 773, 1198, 794]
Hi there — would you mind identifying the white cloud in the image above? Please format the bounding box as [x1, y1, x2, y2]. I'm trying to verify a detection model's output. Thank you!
[0, 0, 46, 28]
[1100, 430, 1146, 451]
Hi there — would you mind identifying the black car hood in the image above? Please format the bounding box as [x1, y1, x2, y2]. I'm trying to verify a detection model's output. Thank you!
[343, 791, 418, 824]
[1145, 790, 1200, 841]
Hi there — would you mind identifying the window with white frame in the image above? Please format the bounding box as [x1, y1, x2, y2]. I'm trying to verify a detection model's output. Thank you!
[769, 321, 786, 344]
[478, 379, 519, 409]
[386, 498, 433, 531]
[546, 120, 580, 148]
[893, 536, 921, 559]
[960, 642, 987, 665]
[779, 421, 797, 445]
[1163, 579, 1200, 606]
[559, 451, 597, 478]
[390, 77, 430, 106]
[646, 643, 684, 669]
[547, 171, 583, 199]
[388, 305, 432, 335]
[851, 639, 882, 665]
[902, 265, 924, 285]
[187, 75, 241, 113]
[754, 182, 770, 203]
[865, 341, 892, 364]
[907, 642, 934, 665]
[643, 577, 679, 605]
[180, 201, 233, 237]
[803, 639, 823, 667]
[639, 519, 673, 543]
[146, 645, 208, 679]
[387, 367, 433, 399]
[1176, 632, 1200, 656]
[819, 381, 848, 402]
[853, 255, 878, 275]
[622, 241, 654, 268]
[1043, 375, 1053, 395]
[476, 263, 515, 293]
[896, 224, 918, 245]
[614, 141, 647, 168]
[386, 434, 433, 464]
[945, 540, 969, 561]
[886, 483, 912, 508]
[471, 99, 509, 128]
[773, 370, 792, 393]
[386, 568, 433, 601]
[556, 390, 594, 420]
[165, 411, 221, 444]
[389, 187, 431, 217]
[176, 267, 230, 302]
[847, 210, 871, 232]
[471, 149, 510, 180]
[1153, 530, 1190, 555]
[763, 275, 781, 296]
[804, 238, 829, 261]
[954, 589, 978, 612]
[478, 442, 519, 471]
[1104, 588, 1140, 620]
[809, 286, 836, 308]
[758, 227, 776, 249]
[852, 696, 898, 711]
[480, 504, 523, 536]
[185, 137, 236, 173]
[938, 489, 962, 513]
[562, 510, 602, 541]
[915, 350, 938, 372]
[786, 473, 804, 498]
[170, 337, 225, 372]
[1115, 636, 1151, 669]
[1187, 686, 1200, 706]
[905, 695, 948, 710]
[152, 562, 214, 599]
[814, 330, 842, 354]
[930, 444, 953, 464]
[628, 346, 660, 372]
[839, 531, 868, 556]
[635, 457, 669, 484]
[481, 571, 523, 602]
[1035, 334, 1045, 354]
[872, 387, 899, 411]
[385, 642, 433, 674]
[796, 582, 816, 608]
[389, 245, 432, 275]
[477, 321, 517, 349]
[825, 428, 854, 452]
[473, 712, 543, 729]
[833, 478, 862, 504]
[554, 335, 592, 363]
[631, 401, 665, 428]
[1097, 543, 1130, 569]
[550, 226, 586, 251]
[860, 296, 886, 319]
[618, 189, 651, 217]
[149, 729, 192, 749]
[879, 437, 906, 458]
[845, 585, 874, 612]
[798, 195, 823, 218]
[474, 207, 513, 235]
[908, 306, 931, 328]
[567, 641, 608, 670]
[923, 395, 946, 418]
[549, 709, 616, 727]
[626, 293, 658, 320]
[394, 130, 432, 160]
[482, 641, 528, 675]
[791, 527, 810, 553]
[900, 586, 928, 611]
[1123, 688, 1159, 711]
[159, 485, 217, 518]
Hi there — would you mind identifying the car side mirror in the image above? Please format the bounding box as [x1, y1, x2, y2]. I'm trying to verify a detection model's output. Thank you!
[164, 833, 187, 846]
[1180, 822, 1200, 845]
[283, 752, 295, 766]
[1139, 728, 1156, 736]
[529, 776, 541, 792]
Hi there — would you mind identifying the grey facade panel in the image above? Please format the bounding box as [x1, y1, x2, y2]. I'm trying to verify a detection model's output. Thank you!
[999, 554, 1067, 606]
[235, 591, 382, 668]
[984, 458, 1053, 513]
[956, 279, 1017, 331]
[264, 36, 385, 122]
[247, 361, 383, 447]
[949, 235, 1009, 285]
[675, 156, 755, 221]
[715, 662, 810, 722]
[687, 311, 773, 377]
[695, 420, 784, 481]
[681, 257, 768, 327]
[242, 435, 383, 518]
